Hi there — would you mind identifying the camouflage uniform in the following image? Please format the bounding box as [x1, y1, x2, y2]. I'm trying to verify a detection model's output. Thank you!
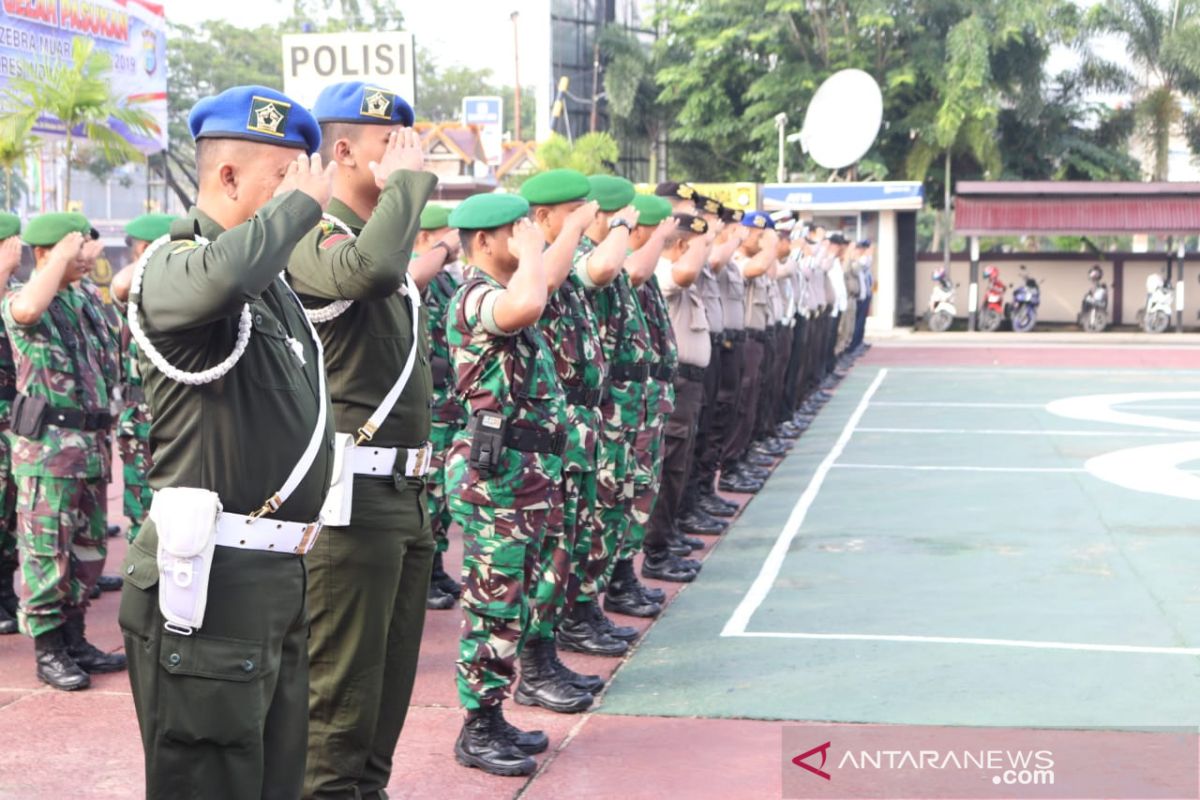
[582, 260, 652, 601]
[0, 318, 19, 598]
[116, 329, 152, 542]
[424, 264, 465, 556]
[446, 271, 567, 710]
[625, 276, 677, 561]
[1, 284, 119, 638]
[531, 254, 606, 638]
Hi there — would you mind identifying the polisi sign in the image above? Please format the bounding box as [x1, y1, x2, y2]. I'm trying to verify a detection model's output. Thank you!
[282, 32, 416, 108]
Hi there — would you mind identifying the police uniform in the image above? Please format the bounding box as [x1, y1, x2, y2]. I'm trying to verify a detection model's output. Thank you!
[284, 81, 439, 799]
[444, 193, 567, 777]
[0, 212, 22, 635]
[118, 86, 334, 799]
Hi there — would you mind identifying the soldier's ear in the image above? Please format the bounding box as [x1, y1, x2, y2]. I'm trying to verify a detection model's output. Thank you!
[335, 136, 356, 168]
[218, 162, 238, 200]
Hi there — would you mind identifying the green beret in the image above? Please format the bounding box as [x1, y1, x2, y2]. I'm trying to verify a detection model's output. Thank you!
[420, 204, 452, 231]
[519, 168, 590, 206]
[449, 193, 530, 230]
[586, 175, 636, 212]
[124, 213, 177, 243]
[0, 213, 19, 240]
[632, 194, 672, 227]
[22, 212, 99, 247]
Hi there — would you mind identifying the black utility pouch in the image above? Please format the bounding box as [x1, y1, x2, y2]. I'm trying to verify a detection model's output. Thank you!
[10, 394, 47, 438]
[430, 356, 451, 389]
[468, 410, 507, 477]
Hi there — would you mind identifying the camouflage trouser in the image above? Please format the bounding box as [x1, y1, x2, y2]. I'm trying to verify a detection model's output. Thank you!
[426, 422, 460, 555]
[451, 498, 561, 711]
[117, 402, 153, 543]
[0, 432, 18, 574]
[620, 424, 667, 562]
[15, 476, 106, 638]
[526, 469, 596, 641]
[578, 435, 634, 603]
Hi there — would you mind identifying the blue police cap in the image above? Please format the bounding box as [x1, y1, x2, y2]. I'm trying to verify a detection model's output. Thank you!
[188, 85, 321, 154]
[312, 81, 415, 127]
[741, 211, 775, 230]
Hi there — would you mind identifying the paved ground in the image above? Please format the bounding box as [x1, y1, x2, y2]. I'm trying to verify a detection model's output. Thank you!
[0, 332, 1198, 799]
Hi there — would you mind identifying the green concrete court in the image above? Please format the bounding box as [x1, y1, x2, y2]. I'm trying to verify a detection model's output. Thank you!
[600, 364, 1200, 729]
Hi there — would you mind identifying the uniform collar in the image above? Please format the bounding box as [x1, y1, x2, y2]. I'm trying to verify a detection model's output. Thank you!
[326, 198, 366, 232]
[191, 207, 226, 240]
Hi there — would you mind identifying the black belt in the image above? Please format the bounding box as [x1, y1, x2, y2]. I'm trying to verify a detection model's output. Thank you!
[650, 363, 676, 381]
[709, 332, 723, 347]
[46, 407, 113, 431]
[747, 329, 770, 342]
[505, 425, 567, 456]
[610, 363, 650, 382]
[123, 384, 145, 403]
[565, 385, 604, 408]
[0, 386, 14, 401]
[678, 363, 707, 382]
[724, 329, 746, 342]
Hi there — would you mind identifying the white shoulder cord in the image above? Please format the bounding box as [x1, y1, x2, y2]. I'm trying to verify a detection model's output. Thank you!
[303, 214, 357, 324]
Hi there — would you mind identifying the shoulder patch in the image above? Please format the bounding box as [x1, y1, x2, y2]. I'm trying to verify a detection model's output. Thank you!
[319, 233, 351, 251]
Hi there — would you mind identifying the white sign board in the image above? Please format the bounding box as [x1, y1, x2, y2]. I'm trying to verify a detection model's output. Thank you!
[282, 32, 416, 108]
[463, 96, 503, 166]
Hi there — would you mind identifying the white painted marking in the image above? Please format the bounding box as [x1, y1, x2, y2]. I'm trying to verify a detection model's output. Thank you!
[721, 369, 888, 637]
[727, 631, 1200, 656]
[1085, 441, 1200, 500]
[857, 427, 1178, 438]
[1046, 392, 1200, 433]
[873, 401, 1045, 408]
[833, 463, 1086, 474]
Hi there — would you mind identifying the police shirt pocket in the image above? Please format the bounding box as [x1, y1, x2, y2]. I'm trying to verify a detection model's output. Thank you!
[117, 539, 160, 643]
[247, 310, 298, 391]
[158, 632, 266, 747]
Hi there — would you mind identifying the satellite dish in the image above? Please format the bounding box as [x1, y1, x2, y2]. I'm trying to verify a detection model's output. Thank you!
[798, 69, 884, 170]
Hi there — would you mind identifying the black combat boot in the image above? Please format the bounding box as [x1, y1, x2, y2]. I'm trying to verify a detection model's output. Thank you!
[589, 602, 638, 642]
[514, 637, 594, 713]
[63, 613, 127, 673]
[95, 575, 124, 592]
[558, 601, 628, 657]
[544, 635, 605, 694]
[430, 551, 462, 598]
[495, 706, 550, 754]
[454, 706, 536, 776]
[604, 559, 662, 618]
[35, 629, 90, 691]
[0, 565, 19, 618]
[106, 524, 122, 539]
[426, 581, 455, 610]
[0, 603, 16, 635]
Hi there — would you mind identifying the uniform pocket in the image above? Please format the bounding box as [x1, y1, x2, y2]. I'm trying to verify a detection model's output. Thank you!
[247, 310, 299, 392]
[157, 631, 266, 747]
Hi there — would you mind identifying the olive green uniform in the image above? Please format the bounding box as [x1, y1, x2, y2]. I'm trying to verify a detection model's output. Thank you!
[286, 171, 438, 800]
[119, 194, 334, 800]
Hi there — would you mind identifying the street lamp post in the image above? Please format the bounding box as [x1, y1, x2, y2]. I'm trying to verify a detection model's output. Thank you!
[775, 112, 788, 183]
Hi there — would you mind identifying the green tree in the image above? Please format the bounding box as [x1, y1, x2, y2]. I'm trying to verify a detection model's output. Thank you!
[1084, 0, 1200, 180]
[534, 132, 619, 175]
[0, 117, 37, 213]
[0, 37, 158, 209]
[416, 51, 535, 140]
[598, 26, 666, 178]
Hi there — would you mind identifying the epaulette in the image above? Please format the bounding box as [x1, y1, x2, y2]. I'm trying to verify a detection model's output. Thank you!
[170, 241, 200, 254]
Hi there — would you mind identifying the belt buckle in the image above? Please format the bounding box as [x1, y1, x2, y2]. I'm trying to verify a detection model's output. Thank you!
[411, 443, 431, 477]
[296, 521, 323, 554]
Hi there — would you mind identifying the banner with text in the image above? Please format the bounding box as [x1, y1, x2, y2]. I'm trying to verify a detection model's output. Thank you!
[282, 31, 416, 109]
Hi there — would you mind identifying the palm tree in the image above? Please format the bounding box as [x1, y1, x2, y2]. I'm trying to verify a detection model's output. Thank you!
[0, 37, 159, 209]
[1084, 0, 1200, 180]
[0, 117, 37, 212]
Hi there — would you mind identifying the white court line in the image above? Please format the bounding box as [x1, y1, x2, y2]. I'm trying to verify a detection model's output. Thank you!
[833, 463, 1085, 473]
[731, 631, 1200, 656]
[720, 368, 889, 638]
[856, 427, 1180, 438]
[873, 401, 1045, 408]
[883, 367, 1200, 375]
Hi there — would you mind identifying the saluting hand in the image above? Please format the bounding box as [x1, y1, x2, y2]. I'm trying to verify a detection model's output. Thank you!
[370, 128, 427, 188]
[438, 230, 462, 261]
[276, 153, 338, 210]
[0, 237, 21, 282]
[613, 204, 641, 229]
[565, 200, 600, 234]
[510, 218, 546, 259]
[47, 232, 84, 271]
[81, 239, 105, 264]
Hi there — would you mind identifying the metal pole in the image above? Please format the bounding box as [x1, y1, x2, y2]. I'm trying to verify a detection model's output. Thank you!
[1177, 239, 1186, 333]
[967, 236, 980, 332]
[511, 11, 521, 142]
[775, 113, 787, 183]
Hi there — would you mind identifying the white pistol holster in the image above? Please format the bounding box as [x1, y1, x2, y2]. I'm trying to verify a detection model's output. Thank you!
[151, 487, 222, 636]
[320, 432, 356, 527]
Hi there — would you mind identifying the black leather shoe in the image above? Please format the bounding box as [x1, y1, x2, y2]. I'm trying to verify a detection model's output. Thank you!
[96, 575, 123, 592]
[604, 559, 662, 618]
[739, 463, 771, 480]
[558, 603, 629, 657]
[674, 530, 705, 551]
[638, 580, 666, 605]
[454, 706, 536, 776]
[676, 509, 726, 536]
[641, 551, 699, 583]
[755, 438, 789, 455]
[35, 630, 90, 691]
[515, 638, 594, 714]
[792, 414, 814, 427]
[106, 524, 121, 539]
[496, 707, 550, 755]
[0, 604, 16, 635]
[88, 585, 100, 600]
[777, 422, 803, 439]
[431, 551, 462, 598]
[427, 582, 456, 610]
[63, 616, 126, 674]
[666, 536, 693, 557]
[746, 451, 775, 467]
[719, 473, 763, 494]
[698, 493, 736, 517]
[545, 637, 605, 694]
[0, 570, 18, 619]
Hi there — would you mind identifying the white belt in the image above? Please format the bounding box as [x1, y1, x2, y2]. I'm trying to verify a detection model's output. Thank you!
[215, 513, 323, 556]
[345, 442, 432, 478]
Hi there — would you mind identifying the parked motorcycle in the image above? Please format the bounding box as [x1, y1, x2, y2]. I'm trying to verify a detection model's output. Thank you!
[1142, 273, 1174, 334]
[979, 265, 1006, 332]
[927, 267, 957, 332]
[1078, 264, 1109, 333]
[1006, 265, 1041, 333]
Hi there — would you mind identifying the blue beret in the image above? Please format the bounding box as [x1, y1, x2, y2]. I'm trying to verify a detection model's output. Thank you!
[741, 211, 775, 230]
[312, 81, 415, 127]
[189, 85, 320, 154]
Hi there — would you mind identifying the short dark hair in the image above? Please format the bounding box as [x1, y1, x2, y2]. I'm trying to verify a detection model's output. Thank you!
[459, 224, 514, 260]
[318, 122, 362, 161]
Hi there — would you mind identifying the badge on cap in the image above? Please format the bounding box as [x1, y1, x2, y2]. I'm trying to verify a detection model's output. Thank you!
[361, 88, 396, 120]
[690, 218, 706, 233]
[679, 185, 695, 199]
[703, 198, 720, 214]
[753, 216, 766, 228]
[248, 96, 290, 138]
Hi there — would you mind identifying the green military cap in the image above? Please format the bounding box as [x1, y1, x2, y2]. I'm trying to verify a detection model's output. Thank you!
[420, 204, 452, 230]
[519, 168, 590, 206]
[22, 212, 99, 247]
[124, 213, 177, 243]
[632, 194, 672, 226]
[586, 175, 636, 212]
[0, 212, 19, 240]
[449, 193, 530, 230]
